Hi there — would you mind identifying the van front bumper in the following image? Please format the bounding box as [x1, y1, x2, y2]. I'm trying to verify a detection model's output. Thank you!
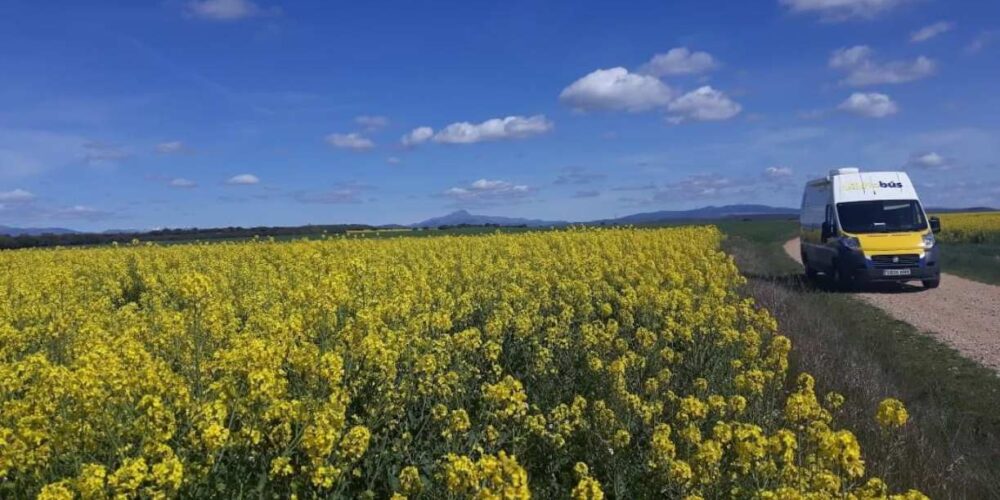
[839, 245, 940, 283]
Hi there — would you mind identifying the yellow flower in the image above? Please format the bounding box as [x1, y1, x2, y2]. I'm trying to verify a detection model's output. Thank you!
[476, 451, 530, 499]
[108, 458, 147, 495]
[398, 466, 423, 495]
[441, 454, 478, 493]
[75, 464, 107, 499]
[668, 459, 694, 485]
[693, 378, 709, 392]
[482, 376, 528, 421]
[875, 398, 909, 429]
[443, 409, 470, 438]
[150, 452, 184, 492]
[431, 403, 449, 421]
[824, 392, 845, 411]
[270, 456, 294, 478]
[340, 425, 371, 462]
[571, 476, 604, 500]
[612, 429, 631, 449]
[311, 465, 341, 489]
[37, 482, 74, 500]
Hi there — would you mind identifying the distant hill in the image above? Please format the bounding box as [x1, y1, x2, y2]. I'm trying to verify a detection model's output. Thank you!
[593, 204, 799, 225]
[412, 210, 568, 228]
[413, 205, 799, 229]
[0, 225, 78, 237]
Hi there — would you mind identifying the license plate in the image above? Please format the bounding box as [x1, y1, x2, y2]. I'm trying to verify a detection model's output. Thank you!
[883, 269, 911, 277]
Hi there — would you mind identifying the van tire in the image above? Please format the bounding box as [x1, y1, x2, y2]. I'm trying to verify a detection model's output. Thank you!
[830, 262, 852, 291]
[922, 278, 940, 289]
[802, 252, 818, 280]
[805, 265, 818, 281]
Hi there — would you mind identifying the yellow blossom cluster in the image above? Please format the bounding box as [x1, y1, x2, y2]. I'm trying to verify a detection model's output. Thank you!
[0, 227, 922, 498]
[934, 211, 1000, 244]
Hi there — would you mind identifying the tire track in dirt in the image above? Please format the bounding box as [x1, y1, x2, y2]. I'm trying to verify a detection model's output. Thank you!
[783, 238, 1000, 373]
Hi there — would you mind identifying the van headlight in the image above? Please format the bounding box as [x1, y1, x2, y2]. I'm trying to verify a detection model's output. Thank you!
[922, 232, 935, 249]
[839, 236, 861, 250]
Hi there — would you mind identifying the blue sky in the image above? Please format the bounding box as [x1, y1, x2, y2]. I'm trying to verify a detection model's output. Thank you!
[1, 0, 998, 230]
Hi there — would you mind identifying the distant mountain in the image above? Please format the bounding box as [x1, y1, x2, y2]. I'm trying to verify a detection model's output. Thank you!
[0, 225, 78, 237]
[412, 205, 796, 229]
[412, 210, 568, 228]
[593, 204, 799, 225]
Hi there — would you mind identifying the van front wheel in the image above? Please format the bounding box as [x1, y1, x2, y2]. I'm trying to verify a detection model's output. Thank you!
[805, 265, 819, 281]
[922, 278, 940, 289]
[802, 253, 818, 280]
[829, 262, 854, 291]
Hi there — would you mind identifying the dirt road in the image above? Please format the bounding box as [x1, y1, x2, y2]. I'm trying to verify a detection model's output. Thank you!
[783, 239, 1000, 372]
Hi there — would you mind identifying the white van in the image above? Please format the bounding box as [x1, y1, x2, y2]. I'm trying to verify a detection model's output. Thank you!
[799, 168, 941, 289]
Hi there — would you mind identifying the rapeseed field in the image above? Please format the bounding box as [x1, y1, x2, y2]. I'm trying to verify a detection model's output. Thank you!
[0, 227, 922, 499]
[935, 211, 1000, 244]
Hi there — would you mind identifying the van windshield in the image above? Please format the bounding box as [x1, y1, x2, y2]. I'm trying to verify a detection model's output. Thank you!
[836, 200, 927, 233]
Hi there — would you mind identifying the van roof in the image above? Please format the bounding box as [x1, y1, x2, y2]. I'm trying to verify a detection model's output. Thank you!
[813, 170, 920, 203]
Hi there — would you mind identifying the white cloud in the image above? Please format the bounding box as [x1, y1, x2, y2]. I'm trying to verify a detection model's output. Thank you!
[226, 173, 260, 185]
[639, 47, 718, 76]
[326, 133, 375, 151]
[667, 86, 742, 122]
[626, 169, 801, 205]
[753, 126, 827, 147]
[910, 21, 954, 43]
[187, 0, 271, 21]
[82, 142, 129, 167]
[156, 141, 186, 154]
[0, 129, 90, 178]
[829, 46, 934, 86]
[169, 178, 197, 188]
[838, 92, 899, 117]
[355, 115, 389, 131]
[779, 0, 910, 21]
[966, 30, 998, 54]
[559, 67, 674, 112]
[401, 127, 434, 147]
[55, 205, 109, 220]
[829, 45, 871, 67]
[905, 152, 952, 170]
[442, 179, 534, 205]
[294, 183, 371, 204]
[0, 188, 35, 203]
[386, 156, 401, 165]
[296, 189, 364, 204]
[764, 166, 794, 180]
[651, 174, 751, 202]
[0, 197, 114, 223]
[553, 167, 606, 185]
[432, 115, 553, 144]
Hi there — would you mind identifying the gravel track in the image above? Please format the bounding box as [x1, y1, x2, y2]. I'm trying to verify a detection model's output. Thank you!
[783, 238, 1000, 372]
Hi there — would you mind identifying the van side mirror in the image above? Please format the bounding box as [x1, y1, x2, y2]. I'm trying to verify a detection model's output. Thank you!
[929, 216, 941, 234]
[821, 221, 834, 240]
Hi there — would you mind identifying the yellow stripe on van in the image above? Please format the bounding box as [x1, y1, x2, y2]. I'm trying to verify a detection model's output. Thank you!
[846, 231, 926, 257]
